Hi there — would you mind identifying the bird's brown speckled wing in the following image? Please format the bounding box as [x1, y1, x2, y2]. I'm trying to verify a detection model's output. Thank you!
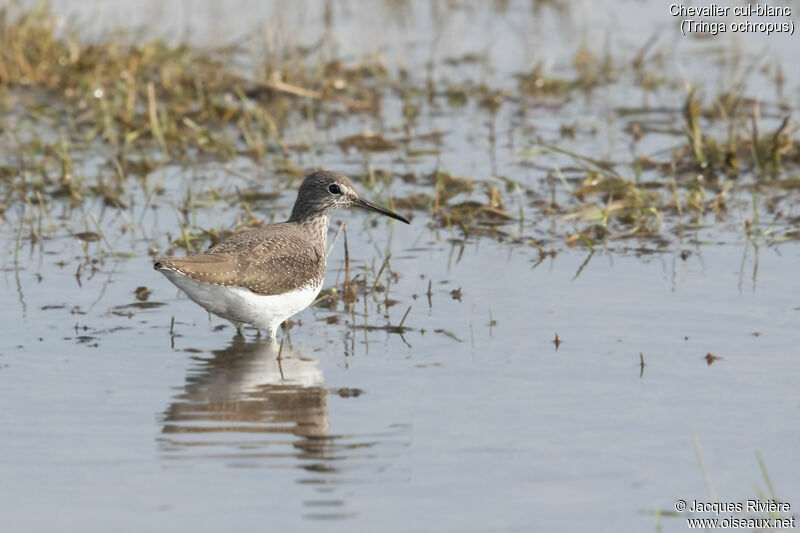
[205, 224, 296, 254]
[157, 225, 324, 296]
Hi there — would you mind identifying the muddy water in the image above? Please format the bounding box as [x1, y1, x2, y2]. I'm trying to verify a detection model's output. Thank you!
[2, 1, 800, 532]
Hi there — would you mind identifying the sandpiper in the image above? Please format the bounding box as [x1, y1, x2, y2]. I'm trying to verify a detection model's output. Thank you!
[154, 170, 408, 339]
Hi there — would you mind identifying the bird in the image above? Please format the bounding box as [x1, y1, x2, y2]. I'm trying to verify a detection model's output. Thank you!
[154, 170, 409, 339]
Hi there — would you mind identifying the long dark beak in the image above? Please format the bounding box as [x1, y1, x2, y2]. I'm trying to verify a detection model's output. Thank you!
[353, 198, 409, 224]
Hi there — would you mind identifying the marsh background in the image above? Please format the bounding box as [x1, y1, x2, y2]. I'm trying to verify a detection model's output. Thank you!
[1, 0, 799, 531]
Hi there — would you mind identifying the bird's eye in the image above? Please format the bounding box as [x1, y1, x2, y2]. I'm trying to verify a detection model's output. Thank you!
[328, 184, 342, 195]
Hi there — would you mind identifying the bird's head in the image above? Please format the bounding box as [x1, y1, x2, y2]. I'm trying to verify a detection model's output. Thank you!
[289, 170, 409, 224]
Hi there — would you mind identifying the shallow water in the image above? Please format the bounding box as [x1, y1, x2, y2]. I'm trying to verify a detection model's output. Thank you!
[4, 239, 799, 531]
[2, 1, 799, 532]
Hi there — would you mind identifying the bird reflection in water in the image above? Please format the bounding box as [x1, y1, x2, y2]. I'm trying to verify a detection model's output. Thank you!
[160, 337, 333, 465]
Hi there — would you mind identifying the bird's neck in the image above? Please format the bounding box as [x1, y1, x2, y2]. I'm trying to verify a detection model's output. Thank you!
[293, 214, 330, 252]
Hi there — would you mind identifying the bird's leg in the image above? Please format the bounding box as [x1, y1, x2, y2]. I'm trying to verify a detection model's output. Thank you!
[256, 329, 262, 338]
[235, 323, 243, 336]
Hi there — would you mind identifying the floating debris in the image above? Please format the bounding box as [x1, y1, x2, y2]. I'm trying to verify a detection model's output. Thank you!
[337, 131, 397, 152]
[336, 388, 363, 398]
[134, 286, 151, 301]
[73, 232, 101, 243]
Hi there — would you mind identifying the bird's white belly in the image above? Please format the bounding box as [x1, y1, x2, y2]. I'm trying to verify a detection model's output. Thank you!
[162, 269, 321, 335]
